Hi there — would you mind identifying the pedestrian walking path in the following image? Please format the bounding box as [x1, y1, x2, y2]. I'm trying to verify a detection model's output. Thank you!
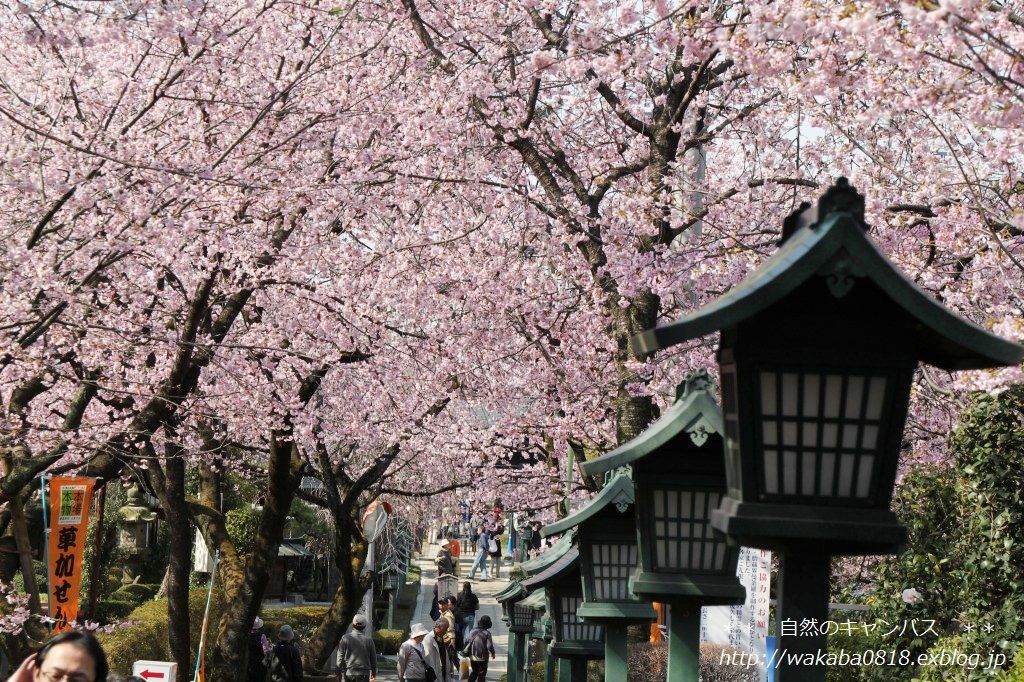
[375, 538, 510, 681]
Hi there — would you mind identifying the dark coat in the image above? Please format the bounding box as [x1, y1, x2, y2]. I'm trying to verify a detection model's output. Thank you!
[268, 640, 303, 682]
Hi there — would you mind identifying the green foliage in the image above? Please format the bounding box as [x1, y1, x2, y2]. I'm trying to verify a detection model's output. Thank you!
[110, 583, 159, 604]
[287, 499, 333, 555]
[864, 387, 1024, 681]
[94, 599, 138, 623]
[999, 649, 1024, 681]
[11, 560, 46, 596]
[98, 587, 225, 675]
[260, 606, 327, 649]
[373, 628, 405, 654]
[225, 507, 261, 556]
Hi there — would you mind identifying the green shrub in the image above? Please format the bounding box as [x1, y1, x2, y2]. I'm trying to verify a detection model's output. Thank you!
[373, 628, 405, 654]
[98, 588, 225, 675]
[110, 583, 159, 605]
[95, 599, 138, 623]
[260, 606, 327, 651]
[98, 620, 166, 675]
[1000, 649, 1024, 681]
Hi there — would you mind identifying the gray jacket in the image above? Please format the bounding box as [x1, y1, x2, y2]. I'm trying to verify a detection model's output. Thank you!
[337, 630, 378, 675]
[397, 640, 429, 680]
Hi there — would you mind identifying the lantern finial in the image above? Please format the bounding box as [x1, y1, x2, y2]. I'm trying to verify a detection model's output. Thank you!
[675, 369, 714, 401]
[817, 177, 866, 227]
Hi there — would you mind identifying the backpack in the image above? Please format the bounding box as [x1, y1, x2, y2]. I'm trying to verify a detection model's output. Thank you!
[462, 630, 490, 659]
[264, 648, 291, 682]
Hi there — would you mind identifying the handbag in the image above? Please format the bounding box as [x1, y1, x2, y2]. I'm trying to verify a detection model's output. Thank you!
[412, 645, 438, 682]
[487, 538, 498, 554]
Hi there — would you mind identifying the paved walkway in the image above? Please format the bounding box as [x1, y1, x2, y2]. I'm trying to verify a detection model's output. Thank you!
[376, 540, 510, 681]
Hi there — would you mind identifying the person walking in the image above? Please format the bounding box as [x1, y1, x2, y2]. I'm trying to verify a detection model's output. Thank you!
[248, 617, 271, 682]
[447, 533, 461, 576]
[438, 598, 457, 650]
[456, 582, 480, 642]
[397, 624, 431, 682]
[267, 625, 304, 682]
[467, 526, 490, 580]
[336, 614, 377, 682]
[423, 619, 456, 682]
[462, 615, 496, 682]
[487, 524, 503, 580]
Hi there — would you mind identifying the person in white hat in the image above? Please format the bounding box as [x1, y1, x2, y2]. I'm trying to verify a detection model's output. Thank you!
[435, 539, 456, 577]
[397, 624, 433, 682]
[247, 616, 270, 681]
[336, 613, 377, 682]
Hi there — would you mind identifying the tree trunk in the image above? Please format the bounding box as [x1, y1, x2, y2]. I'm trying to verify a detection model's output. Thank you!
[302, 519, 369, 671]
[611, 289, 660, 444]
[0, 457, 41, 615]
[207, 437, 303, 682]
[163, 456, 192, 682]
[9, 491, 42, 615]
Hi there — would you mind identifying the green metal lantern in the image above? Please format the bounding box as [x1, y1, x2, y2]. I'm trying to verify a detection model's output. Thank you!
[579, 371, 744, 682]
[542, 473, 655, 682]
[521, 547, 603, 662]
[581, 371, 743, 605]
[632, 178, 1024, 682]
[496, 530, 579, 682]
[633, 179, 1023, 555]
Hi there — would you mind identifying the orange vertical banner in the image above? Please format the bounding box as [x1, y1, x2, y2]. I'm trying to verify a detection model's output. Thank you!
[46, 477, 95, 630]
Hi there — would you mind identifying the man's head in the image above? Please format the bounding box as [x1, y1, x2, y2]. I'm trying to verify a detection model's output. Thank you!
[352, 614, 368, 630]
[34, 631, 108, 682]
[438, 599, 448, 612]
[433, 619, 449, 636]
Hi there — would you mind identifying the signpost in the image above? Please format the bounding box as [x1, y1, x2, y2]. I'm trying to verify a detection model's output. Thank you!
[133, 661, 178, 680]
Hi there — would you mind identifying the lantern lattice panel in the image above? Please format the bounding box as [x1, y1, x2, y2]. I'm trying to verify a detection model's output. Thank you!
[758, 370, 887, 500]
[559, 596, 603, 642]
[652, 489, 729, 571]
[590, 543, 638, 600]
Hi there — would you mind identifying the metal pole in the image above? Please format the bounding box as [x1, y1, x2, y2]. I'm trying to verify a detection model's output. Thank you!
[777, 553, 830, 682]
[506, 632, 520, 682]
[568, 659, 587, 682]
[666, 604, 700, 682]
[544, 649, 556, 682]
[363, 538, 375, 637]
[41, 476, 52, 628]
[604, 622, 629, 682]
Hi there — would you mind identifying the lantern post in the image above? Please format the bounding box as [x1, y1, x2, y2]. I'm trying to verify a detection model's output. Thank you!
[632, 178, 1024, 681]
[542, 473, 656, 682]
[580, 371, 744, 682]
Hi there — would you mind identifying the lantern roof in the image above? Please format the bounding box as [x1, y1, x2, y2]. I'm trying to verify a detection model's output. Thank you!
[519, 590, 548, 610]
[632, 182, 1023, 371]
[540, 474, 634, 538]
[519, 527, 576, 572]
[494, 528, 577, 605]
[521, 546, 580, 590]
[580, 371, 722, 477]
[495, 580, 527, 605]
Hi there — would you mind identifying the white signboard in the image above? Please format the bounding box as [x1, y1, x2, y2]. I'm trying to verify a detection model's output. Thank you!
[701, 547, 772, 682]
[132, 660, 178, 681]
[193, 529, 214, 573]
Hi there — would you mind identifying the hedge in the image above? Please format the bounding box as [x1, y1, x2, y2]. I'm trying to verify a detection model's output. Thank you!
[373, 628, 404, 655]
[98, 588, 225, 675]
[110, 583, 160, 604]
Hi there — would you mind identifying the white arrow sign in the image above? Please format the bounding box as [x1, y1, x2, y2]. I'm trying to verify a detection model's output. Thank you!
[132, 660, 178, 681]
